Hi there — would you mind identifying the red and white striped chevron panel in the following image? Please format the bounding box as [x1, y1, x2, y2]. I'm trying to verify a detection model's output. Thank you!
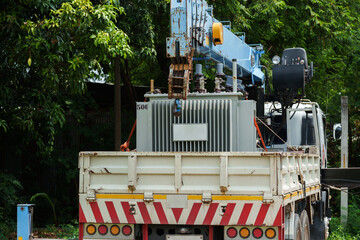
[79, 197, 282, 227]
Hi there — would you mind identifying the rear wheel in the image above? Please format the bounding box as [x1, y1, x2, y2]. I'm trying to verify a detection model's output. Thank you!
[300, 210, 310, 240]
[294, 213, 301, 240]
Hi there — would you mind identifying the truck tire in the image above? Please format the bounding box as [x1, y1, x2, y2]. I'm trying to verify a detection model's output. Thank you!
[294, 213, 301, 240]
[300, 210, 310, 240]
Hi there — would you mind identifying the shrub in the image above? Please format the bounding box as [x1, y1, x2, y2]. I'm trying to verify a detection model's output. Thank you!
[0, 171, 23, 239]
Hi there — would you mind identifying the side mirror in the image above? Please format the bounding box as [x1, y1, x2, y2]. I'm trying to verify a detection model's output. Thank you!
[333, 123, 342, 140]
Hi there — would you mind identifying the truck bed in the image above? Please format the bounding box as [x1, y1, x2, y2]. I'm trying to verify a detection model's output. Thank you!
[79, 151, 320, 199]
[78, 151, 321, 227]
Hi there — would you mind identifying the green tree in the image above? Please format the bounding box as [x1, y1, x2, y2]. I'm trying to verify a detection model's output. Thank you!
[1, 0, 131, 157]
[111, 0, 170, 149]
[0, 0, 131, 232]
[215, 0, 360, 166]
[116, 0, 169, 103]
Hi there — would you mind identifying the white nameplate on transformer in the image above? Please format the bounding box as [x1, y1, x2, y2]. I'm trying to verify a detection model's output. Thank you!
[173, 124, 208, 141]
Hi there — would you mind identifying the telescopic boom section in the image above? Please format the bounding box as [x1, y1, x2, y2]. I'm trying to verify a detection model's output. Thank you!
[166, 0, 265, 100]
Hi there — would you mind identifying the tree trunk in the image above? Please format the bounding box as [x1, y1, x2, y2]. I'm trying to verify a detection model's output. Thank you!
[349, 107, 352, 166]
[114, 56, 121, 151]
[121, 59, 137, 111]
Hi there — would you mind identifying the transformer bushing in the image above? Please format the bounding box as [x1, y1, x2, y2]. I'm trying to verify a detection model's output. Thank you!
[215, 63, 225, 93]
[194, 64, 206, 93]
[195, 64, 203, 76]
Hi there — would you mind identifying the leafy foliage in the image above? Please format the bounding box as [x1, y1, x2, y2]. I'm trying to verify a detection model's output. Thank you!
[113, 0, 169, 107]
[0, 172, 23, 240]
[35, 220, 79, 239]
[0, 0, 131, 229]
[211, 0, 360, 167]
[0, 0, 131, 157]
[328, 221, 360, 240]
[328, 193, 360, 238]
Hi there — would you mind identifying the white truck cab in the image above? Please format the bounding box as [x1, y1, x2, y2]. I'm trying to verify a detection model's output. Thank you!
[265, 100, 327, 168]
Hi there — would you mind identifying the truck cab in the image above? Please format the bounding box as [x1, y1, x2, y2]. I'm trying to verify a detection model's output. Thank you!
[265, 100, 327, 168]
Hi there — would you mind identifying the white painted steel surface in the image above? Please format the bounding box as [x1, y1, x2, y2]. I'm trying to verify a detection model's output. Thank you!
[279, 154, 320, 195]
[78, 193, 283, 226]
[173, 124, 208, 141]
[136, 93, 257, 152]
[78, 151, 320, 198]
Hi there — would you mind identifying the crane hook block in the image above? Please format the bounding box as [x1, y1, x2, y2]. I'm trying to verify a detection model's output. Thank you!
[212, 22, 224, 45]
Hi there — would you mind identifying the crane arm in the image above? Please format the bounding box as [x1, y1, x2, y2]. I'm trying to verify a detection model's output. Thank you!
[167, 0, 265, 99]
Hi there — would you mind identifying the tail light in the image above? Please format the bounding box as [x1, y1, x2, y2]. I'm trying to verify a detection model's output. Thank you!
[86, 224, 96, 235]
[239, 227, 250, 238]
[225, 226, 278, 239]
[110, 225, 120, 236]
[122, 225, 133, 236]
[252, 228, 263, 239]
[84, 224, 134, 237]
[226, 227, 238, 238]
[98, 225, 108, 235]
[265, 228, 276, 239]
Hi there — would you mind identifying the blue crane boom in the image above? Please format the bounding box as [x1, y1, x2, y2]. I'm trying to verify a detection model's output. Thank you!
[166, 0, 265, 100]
